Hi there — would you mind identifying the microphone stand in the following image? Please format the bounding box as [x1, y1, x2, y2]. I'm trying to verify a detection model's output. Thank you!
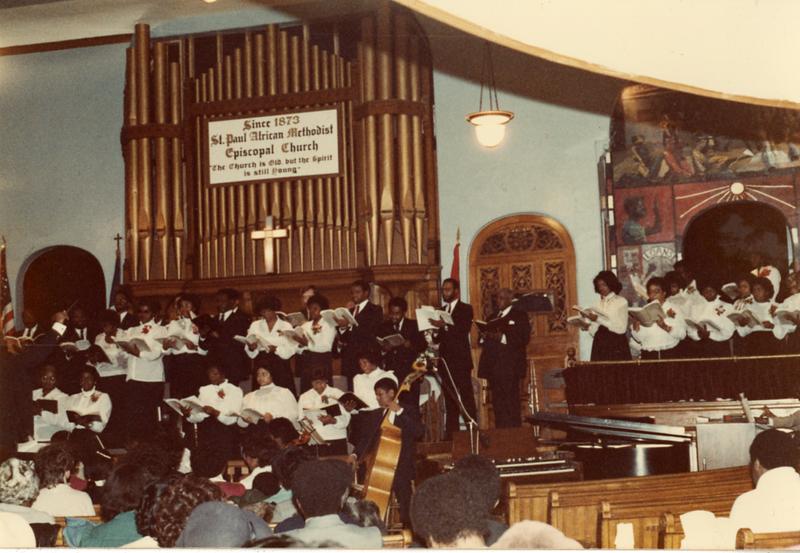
[420, 330, 481, 455]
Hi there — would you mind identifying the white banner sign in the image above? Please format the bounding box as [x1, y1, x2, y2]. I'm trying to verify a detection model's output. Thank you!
[207, 108, 340, 185]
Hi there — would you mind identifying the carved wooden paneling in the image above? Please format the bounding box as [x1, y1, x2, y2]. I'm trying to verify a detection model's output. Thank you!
[479, 266, 500, 320]
[479, 224, 564, 256]
[544, 261, 568, 333]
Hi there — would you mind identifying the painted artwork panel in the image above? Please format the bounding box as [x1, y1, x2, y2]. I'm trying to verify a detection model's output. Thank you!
[614, 185, 676, 246]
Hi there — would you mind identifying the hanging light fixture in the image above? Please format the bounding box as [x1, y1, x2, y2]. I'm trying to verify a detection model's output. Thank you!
[466, 42, 514, 148]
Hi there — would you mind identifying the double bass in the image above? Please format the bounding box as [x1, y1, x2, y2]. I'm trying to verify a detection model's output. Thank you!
[360, 360, 427, 519]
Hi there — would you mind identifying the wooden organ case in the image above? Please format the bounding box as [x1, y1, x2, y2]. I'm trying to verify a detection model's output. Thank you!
[119, 2, 441, 311]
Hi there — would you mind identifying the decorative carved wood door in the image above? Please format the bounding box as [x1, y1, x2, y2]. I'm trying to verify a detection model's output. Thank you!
[469, 215, 578, 427]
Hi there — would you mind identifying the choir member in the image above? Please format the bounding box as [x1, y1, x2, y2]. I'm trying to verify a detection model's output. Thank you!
[673, 261, 705, 317]
[202, 288, 251, 388]
[89, 310, 127, 444]
[379, 297, 426, 403]
[163, 295, 205, 400]
[430, 278, 478, 440]
[292, 294, 337, 393]
[630, 277, 687, 359]
[297, 367, 350, 456]
[664, 270, 696, 358]
[735, 277, 781, 356]
[110, 285, 138, 330]
[65, 367, 112, 435]
[300, 285, 318, 321]
[238, 366, 298, 428]
[685, 281, 735, 357]
[31, 365, 69, 442]
[582, 271, 631, 361]
[186, 363, 243, 459]
[349, 348, 398, 411]
[477, 288, 531, 428]
[58, 306, 95, 394]
[19, 309, 44, 341]
[335, 280, 383, 390]
[774, 272, 800, 352]
[244, 296, 297, 394]
[120, 299, 167, 441]
[749, 252, 781, 301]
[734, 273, 756, 311]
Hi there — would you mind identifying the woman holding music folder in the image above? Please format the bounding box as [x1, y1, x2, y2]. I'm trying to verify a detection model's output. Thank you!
[186, 363, 243, 459]
[630, 277, 686, 359]
[296, 367, 350, 455]
[290, 294, 337, 393]
[237, 366, 298, 429]
[577, 271, 631, 361]
[243, 296, 298, 394]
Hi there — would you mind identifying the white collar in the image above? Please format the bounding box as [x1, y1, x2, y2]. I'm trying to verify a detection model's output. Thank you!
[499, 305, 512, 318]
[355, 299, 369, 310]
[220, 307, 237, 319]
[80, 388, 97, 399]
[445, 299, 459, 309]
[259, 383, 276, 390]
[213, 379, 229, 388]
[756, 466, 799, 490]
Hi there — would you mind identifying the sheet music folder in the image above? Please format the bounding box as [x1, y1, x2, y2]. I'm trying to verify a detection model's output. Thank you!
[527, 412, 692, 444]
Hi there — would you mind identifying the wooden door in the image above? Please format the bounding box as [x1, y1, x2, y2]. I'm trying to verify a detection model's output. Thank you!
[469, 215, 578, 428]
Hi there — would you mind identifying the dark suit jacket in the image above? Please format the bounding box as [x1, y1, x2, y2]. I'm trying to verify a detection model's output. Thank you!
[61, 325, 99, 344]
[202, 309, 251, 383]
[339, 302, 384, 377]
[117, 311, 139, 331]
[437, 301, 474, 374]
[378, 318, 426, 383]
[477, 306, 531, 380]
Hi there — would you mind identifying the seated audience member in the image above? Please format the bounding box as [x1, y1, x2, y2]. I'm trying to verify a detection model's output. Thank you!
[0, 512, 36, 548]
[175, 501, 271, 547]
[144, 474, 222, 548]
[342, 498, 386, 535]
[729, 429, 800, 532]
[246, 534, 314, 548]
[239, 432, 279, 490]
[282, 459, 381, 548]
[238, 366, 299, 428]
[271, 446, 315, 525]
[186, 362, 243, 459]
[233, 472, 280, 523]
[65, 366, 112, 434]
[410, 471, 489, 548]
[31, 364, 69, 442]
[491, 520, 583, 550]
[297, 367, 351, 456]
[127, 474, 180, 549]
[69, 460, 166, 548]
[0, 458, 54, 524]
[31, 443, 94, 517]
[451, 454, 507, 545]
[190, 446, 245, 499]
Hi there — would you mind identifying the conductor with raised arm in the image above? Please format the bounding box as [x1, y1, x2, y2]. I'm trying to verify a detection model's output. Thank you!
[430, 278, 478, 439]
[477, 288, 531, 428]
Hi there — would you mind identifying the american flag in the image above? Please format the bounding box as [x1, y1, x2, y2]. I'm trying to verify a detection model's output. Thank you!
[0, 238, 14, 336]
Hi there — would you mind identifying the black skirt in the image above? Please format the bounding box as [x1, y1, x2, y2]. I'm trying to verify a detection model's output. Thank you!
[590, 326, 631, 361]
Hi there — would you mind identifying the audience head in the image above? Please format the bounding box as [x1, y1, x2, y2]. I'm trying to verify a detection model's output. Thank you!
[0, 458, 39, 507]
[268, 418, 300, 449]
[374, 378, 399, 409]
[291, 459, 352, 518]
[121, 440, 177, 479]
[78, 366, 99, 392]
[34, 443, 76, 489]
[646, 277, 668, 303]
[252, 472, 281, 498]
[749, 429, 798, 483]
[175, 501, 271, 547]
[190, 446, 228, 480]
[255, 296, 282, 320]
[147, 475, 222, 547]
[101, 459, 166, 521]
[593, 270, 623, 296]
[310, 367, 330, 394]
[491, 520, 583, 550]
[301, 285, 318, 307]
[451, 454, 501, 513]
[388, 297, 408, 324]
[136, 299, 159, 324]
[350, 280, 371, 304]
[410, 472, 488, 548]
[737, 273, 756, 298]
[135, 474, 182, 539]
[253, 366, 274, 389]
[39, 364, 58, 395]
[357, 347, 382, 375]
[752, 276, 774, 302]
[272, 446, 314, 491]
[241, 431, 279, 469]
[442, 278, 460, 302]
[216, 288, 241, 313]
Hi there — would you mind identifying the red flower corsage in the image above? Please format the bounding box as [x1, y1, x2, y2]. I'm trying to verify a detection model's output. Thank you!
[142, 325, 150, 334]
[217, 389, 226, 399]
[666, 309, 676, 318]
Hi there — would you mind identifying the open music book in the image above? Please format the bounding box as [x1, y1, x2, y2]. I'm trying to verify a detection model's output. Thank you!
[320, 307, 358, 327]
[233, 408, 267, 423]
[726, 310, 761, 328]
[415, 306, 455, 332]
[376, 333, 406, 349]
[571, 305, 607, 320]
[35, 399, 59, 414]
[567, 315, 591, 329]
[67, 409, 102, 425]
[4, 335, 34, 347]
[628, 301, 667, 327]
[233, 334, 285, 350]
[302, 403, 343, 419]
[279, 328, 314, 345]
[163, 396, 206, 417]
[156, 333, 195, 349]
[277, 311, 307, 327]
[775, 309, 800, 325]
[721, 282, 739, 301]
[337, 392, 368, 411]
[685, 318, 722, 332]
[115, 337, 153, 353]
[473, 318, 504, 333]
[60, 339, 92, 353]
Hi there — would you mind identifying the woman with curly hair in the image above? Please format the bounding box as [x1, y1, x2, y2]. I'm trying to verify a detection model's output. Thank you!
[30, 443, 94, 517]
[577, 271, 631, 361]
[0, 458, 53, 524]
[147, 475, 222, 547]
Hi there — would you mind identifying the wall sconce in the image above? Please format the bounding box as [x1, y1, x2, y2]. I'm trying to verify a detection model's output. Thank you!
[466, 42, 514, 148]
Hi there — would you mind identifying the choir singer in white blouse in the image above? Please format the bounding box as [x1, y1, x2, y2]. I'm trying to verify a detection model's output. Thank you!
[64, 367, 112, 434]
[186, 364, 243, 459]
[297, 367, 351, 456]
[244, 296, 298, 394]
[289, 294, 337, 393]
[238, 366, 299, 428]
[31, 365, 69, 441]
[580, 271, 631, 361]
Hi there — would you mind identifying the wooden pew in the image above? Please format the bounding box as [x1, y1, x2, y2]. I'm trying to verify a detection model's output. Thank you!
[506, 465, 749, 525]
[225, 459, 251, 482]
[659, 513, 685, 549]
[382, 529, 413, 548]
[736, 528, 800, 549]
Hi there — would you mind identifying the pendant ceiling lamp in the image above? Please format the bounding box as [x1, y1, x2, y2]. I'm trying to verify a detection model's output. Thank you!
[466, 42, 514, 148]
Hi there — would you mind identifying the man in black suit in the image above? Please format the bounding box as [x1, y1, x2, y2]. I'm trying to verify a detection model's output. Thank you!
[58, 306, 98, 394]
[335, 280, 383, 390]
[379, 297, 426, 402]
[430, 278, 478, 439]
[111, 285, 139, 330]
[201, 288, 251, 388]
[477, 288, 531, 428]
[352, 377, 424, 526]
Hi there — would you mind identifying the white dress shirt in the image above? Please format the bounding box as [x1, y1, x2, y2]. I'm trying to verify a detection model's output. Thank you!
[218, 307, 238, 322]
[31, 483, 95, 517]
[297, 385, 351, 441]
[162, 317, 203, 356]
[21, 324, 39, 339]
[338, 300, 368, 334]
[686, 296, 736, 342]
[353, 368, 398, 410]
[631, 297, 687, 352]
[32, 388, 69, 441]
[65, 388, 112, 433]
[730, 466, 800, 533]
[122, 321, 166, 382]
[187, 380, 243, 426]
[238, 383, 298, 427]
[588, 292, 629, 336]
[93, 329, 128, 378]
[244, 318, 297, 360]
[298, 318, 337, 353]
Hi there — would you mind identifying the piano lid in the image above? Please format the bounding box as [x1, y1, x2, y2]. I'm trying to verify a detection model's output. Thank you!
[527, 412, 692, 443]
